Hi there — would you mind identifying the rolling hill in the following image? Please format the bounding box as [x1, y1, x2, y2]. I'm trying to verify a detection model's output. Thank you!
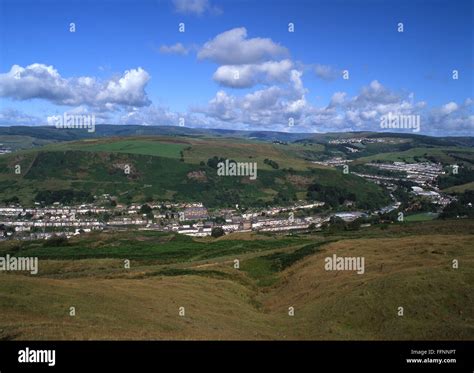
[0, 136, 391, 208]
[0, 219, 472, 340]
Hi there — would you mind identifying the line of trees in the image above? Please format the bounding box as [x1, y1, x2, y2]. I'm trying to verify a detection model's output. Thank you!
[35, 190, 94, 205]
[264, 158, 279, 169]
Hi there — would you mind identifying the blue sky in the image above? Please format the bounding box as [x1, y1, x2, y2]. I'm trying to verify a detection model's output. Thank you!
[0, 0, 472, 135]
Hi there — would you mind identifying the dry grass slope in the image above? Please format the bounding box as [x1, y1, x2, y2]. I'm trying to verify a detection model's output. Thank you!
[0, 231, 472, 340]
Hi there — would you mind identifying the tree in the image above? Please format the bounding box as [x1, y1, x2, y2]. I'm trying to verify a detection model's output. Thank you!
[140, 204, 152, 214]
[213, 216, 226, 224]
[43, 235, 68, 247]
[322, 216, 346, 232]
[211, 227, 225, 238]
[347, 219, 361, 231]
[264, 158, 279, 169]
[2, 196, 19, 204]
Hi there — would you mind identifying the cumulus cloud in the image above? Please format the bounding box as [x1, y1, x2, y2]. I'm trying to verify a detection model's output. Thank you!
[427, 99, 473, 135]
[241, 86, 282, 111]
[352, 80, 400, 106]
[198, 27, 288, 65]
[105, 79, 473, 136]
[96, 68, 151, 109]
[204, 90, 239, 121]
[195, 88, 279, 126]
[194, 66, 310, 128]
[212, 59, 294, 88]
[440, 101, 458, 115]
[2, 56, 471, 136]
[317, 81, 424, 131]
[194, 80, 423, 133]
[119, 104, 214, 128]
[0, 64, 151, 111]
[289, 69, 306, 97]
[329, 91, 347, 107]
[198, 28, 296, 90]
[159, 43, 189, 55]
[303, 81, 472, 135]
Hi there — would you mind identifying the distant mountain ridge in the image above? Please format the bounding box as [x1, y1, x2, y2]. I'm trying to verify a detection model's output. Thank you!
[1, 124, 473, 147]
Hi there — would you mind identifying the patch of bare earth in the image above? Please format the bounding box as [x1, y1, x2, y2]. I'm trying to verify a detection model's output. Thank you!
[286, 174, 313, 188]
[187, 170, 207, 182]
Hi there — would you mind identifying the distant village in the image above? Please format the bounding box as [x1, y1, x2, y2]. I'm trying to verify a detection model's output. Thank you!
[0, 156, 456, 240]
[314, 158, 453, 207]
[327, 137, 401, 153]
[0, 200, 331, 240]
[353, 161, 453, 206]
[0, 144, 12, 155]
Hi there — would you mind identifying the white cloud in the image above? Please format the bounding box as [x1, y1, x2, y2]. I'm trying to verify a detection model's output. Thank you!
[289, 69, 306, 97]
[212, 59, 293, 88]
[195, 69, 310, 128]
[198, 27, 288, 65]
[2, 58, 471, 135]
[440, 101, 458, 115]
[111, 81, 473, 136]
[285, 97, 307, 115]
[352, 79, 400, 106]
[242, 86, 282, 111]
[329, 91, 347, 107]
[426, 99, 473, 135]
[159, 43, 189, 55]
[0, 64, 151, 111]
[205, 90, 239, 121]
[96, 68, 151, 108]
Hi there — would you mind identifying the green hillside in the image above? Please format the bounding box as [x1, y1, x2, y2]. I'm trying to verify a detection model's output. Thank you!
[353, 146, 474, 164]
[0, 136, 391, 208]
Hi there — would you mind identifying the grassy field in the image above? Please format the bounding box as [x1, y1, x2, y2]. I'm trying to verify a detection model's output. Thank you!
[443, 181, 474, 193]
[404, 212, 438, 222]
[0, 135, 55, 151]
[353, 146, 474, 164]
[43, 137, 317, 170]
[0, 219, 472, 340]
[68, 139, 187, 158]
[0, 231, 308, 261]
